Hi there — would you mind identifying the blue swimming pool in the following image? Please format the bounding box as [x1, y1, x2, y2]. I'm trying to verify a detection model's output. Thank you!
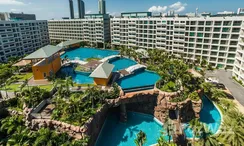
[117, 70, 160, 90]
[61, 47, 119, 61]
[183, 95, 221, 138]
[96, 95, 222, 146]
[96, 112, 167, 146]
[109, 58, 137, 71]
[58, 66, 93, 84]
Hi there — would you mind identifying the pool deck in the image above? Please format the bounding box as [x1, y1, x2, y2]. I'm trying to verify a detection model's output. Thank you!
[28, 77, 52, 86]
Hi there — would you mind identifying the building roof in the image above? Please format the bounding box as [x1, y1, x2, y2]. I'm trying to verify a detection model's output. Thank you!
[57, 39, 82, 48]
[12, 59, 31, 67]
[89, 62, 114, 79]
[24, 45, 62, 60]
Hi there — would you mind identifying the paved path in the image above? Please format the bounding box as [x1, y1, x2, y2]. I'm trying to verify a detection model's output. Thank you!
[206, 70, 244, 106]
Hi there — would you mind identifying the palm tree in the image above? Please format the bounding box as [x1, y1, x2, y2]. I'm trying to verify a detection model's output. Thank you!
[164, 116, 174, 143]
[7, 126, 32, 146]
[189, 118, 203, 145]
[65, 76, 74, 91]
[134, 130, 147, 146]
[200, 124, 219, 146]
[33, 128, 57, 146]
[218, 116, 244, 146]
[0, 115, 24, 135]
[20, 79, 29, 91]
[211, 89, 227, 102]
[200, 82, 214, 95]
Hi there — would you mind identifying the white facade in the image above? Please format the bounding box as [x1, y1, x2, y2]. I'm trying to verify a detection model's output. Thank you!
[48, 14, 110, 45]
[0, 20, 49, 61]
[111, 16, 244, 70]
[233, 22, 244, 83]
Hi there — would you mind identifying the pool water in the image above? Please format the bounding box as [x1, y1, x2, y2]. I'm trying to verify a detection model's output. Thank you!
[183, 95, 221, 138]
[96, 112, 167, 146]
[96, 96, 221, 146]
[117, 70, 160, 90]
[58, 66, 93, 84]
[109, 58, 137, 71]
[61, 47, 119, 61]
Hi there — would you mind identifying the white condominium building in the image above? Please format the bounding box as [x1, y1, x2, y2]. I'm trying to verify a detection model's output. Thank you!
[48, 14, 110, 46]
[111, 12, 244, 70]
[0, 20, 49, 62]
[233, 22, 244, 82]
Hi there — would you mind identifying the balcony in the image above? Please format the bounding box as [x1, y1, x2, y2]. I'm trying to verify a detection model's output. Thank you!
[239, 41, 244, 46]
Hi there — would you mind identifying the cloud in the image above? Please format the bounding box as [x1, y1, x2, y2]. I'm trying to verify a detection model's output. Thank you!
[86, 10, 92, 14]
[10, 8, 21, 12]
[169, 1, 187, 13]
[148, 6, 167, 13]
[108, 12, 120, 16]
[148, 1, 187, 14]
[0, 0, 25, 5]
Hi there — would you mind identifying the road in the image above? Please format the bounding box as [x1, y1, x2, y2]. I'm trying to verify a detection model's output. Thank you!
[206, 70, 244, 106]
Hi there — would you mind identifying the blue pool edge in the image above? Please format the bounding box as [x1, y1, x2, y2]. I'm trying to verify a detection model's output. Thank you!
[94, 111, 164, 146]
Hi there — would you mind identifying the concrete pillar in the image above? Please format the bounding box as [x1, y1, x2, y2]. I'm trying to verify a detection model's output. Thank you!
[120, 103, 127, 122]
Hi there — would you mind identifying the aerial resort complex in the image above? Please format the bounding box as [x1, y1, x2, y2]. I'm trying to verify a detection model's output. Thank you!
[1, 0, 244, 146]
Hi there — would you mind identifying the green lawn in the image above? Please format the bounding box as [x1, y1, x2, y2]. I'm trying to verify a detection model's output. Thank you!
[13, 73, 33, 81]
[0, 84, 53, 92]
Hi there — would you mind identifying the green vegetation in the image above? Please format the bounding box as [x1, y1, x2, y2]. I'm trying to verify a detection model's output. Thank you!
[134, 130, 147, 146]
[13, 73, 33, 81]
[85, 57, 100, 62]
[75, 65, 89, 72]
[0, 115, 89, 146]
[232, 76, 244, 87]
[188, 91, 200, 101]
[52, 83, 120, 126]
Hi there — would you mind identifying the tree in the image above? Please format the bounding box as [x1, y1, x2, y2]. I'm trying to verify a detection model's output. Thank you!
[189, 118, 203, 145]
[211, 89, 227, 102]
[164, 116, 174, 143]
[0, 115, 24, 135]
[219, 116, 244, 146]
[200, 124, 219, 146]
[20, 79, 29, 91]
[7, 126, 32, 146]
[201, 59, 208, 67]
[134, 130, 147, 146]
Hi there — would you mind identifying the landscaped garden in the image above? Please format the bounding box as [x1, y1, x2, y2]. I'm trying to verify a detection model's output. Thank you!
[1, 46, 244, 146]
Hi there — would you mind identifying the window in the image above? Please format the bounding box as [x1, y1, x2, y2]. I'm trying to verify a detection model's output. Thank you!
[43, 73, 47, 78]
[206, 21, 212, 25]
[223, 28, 230, 33]
[197, 33, 203, 37]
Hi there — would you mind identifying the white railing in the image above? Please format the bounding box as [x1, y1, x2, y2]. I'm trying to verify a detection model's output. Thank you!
[125, 64, 146, 74]
[99, 55, 120, 63]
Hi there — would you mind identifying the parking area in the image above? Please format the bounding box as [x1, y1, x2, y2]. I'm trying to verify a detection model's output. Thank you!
[206, 70, 244, 106]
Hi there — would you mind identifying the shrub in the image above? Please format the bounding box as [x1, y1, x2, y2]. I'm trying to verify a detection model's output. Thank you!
[188, 91, 200, 101]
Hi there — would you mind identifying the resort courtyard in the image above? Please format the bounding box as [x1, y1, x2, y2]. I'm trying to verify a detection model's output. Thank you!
[0, 43, 244, 146]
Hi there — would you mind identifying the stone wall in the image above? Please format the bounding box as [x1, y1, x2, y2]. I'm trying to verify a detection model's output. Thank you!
[106, 88, 202, 123]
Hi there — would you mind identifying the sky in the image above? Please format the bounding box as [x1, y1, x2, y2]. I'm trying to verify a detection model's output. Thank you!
[0, 0, 244, 20]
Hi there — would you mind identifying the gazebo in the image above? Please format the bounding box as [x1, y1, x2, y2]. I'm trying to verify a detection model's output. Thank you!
[23, 45, 63, 80]
[89, 62, 114, 86]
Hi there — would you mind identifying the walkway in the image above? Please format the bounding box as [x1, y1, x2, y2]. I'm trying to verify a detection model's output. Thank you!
[62, 60, 87, 66]
[206, 70, 244, 106]
[99, 55, 120, 63]
[125, 64, 146, 74]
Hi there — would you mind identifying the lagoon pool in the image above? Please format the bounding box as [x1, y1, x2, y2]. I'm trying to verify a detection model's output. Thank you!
[61, 47, 119, 61]
[109, 58, 137, 71]
[183, 95, 221, 138]
[117, 70, 160, 90]
[58, 66, 93, 84]
[96, 112, 167, 146]
[96, 95, 222, 146]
